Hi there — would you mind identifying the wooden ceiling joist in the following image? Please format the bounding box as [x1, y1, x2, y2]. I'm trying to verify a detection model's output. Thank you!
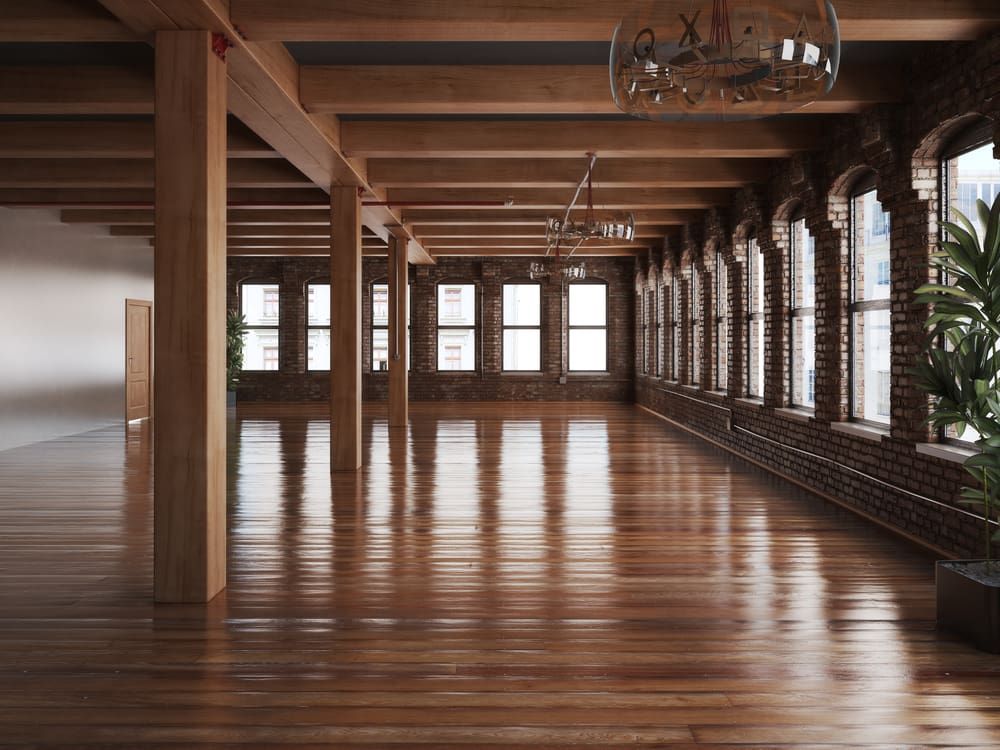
[0, 0, 137, 42]
[341, 120, 826, 159]
[384, 187, 731, 210]
[368, 158, 772, 189]
[301, 64, 897, 116]
[412, 225, 674, 239]
[231, 0, 1000, 42]
[0, 66, 152, 115]
[399, 209, 699, 225]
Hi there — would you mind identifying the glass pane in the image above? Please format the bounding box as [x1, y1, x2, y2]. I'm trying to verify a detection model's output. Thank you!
[853, 190, 891, 302]
[243, 328, 279, 371]
[307, 283, 330, 326]
[748, 318, 764, 398]
[791, 314, 815, 408]
[372, 329, 389, 372]
[569, 329, 607, 371]
[792, 218, 815, 309]
[852, 309, 891, 424]
[503, 284, 541, 326]
[241, 283, 280, 326]
[568, 284, 607, 326]
[948, 142, 1000, 239]
[749, 237, 763, 315]
[307, 328, 330, 371]
[717, 316, 728, 391]
[372, 283, 389, 327]
[438, 284, 476, 326]
[691, 322, 700, 384]
[656, 286, 664, 378]
[437, 328, 475, 370]
[503, 329, 540, 371]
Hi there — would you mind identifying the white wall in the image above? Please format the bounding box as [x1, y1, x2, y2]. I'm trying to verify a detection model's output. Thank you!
[0, 208, 154, 452]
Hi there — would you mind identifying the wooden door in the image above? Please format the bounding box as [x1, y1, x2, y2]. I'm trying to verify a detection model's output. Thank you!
[126, 299, 152, 421]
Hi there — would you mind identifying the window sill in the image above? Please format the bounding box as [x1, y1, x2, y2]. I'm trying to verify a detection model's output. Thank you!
[733, 397, 764, 409]
[501, 371, 544, 376]
[915, 442, 977, 465]
[567, 371, 611, 378]
[775, 407, 813, 424]
[830, 421, 888, 443]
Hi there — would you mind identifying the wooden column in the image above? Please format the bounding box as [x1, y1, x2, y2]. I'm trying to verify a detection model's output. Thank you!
[153, 31, 227, 603]
[331, 186, 362, 471]
[388, 234, 409, 428]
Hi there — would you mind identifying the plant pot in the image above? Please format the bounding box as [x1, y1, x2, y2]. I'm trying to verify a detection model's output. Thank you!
[226, 390, 236, 408]
[936, 560, 1000, 653]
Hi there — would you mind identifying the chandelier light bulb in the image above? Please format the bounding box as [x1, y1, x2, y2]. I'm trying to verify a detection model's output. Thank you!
[610, 0, 840, 120]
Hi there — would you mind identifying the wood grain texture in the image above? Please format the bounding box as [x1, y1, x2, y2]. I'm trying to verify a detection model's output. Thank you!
[1, 402, 999, 747]
[388, 235, 409, 428]
[330, 186, 363, 470]
[153, 30, 227, 603]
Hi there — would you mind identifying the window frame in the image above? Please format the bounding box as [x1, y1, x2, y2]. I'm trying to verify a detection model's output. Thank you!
[789, 213, 816, 410]
[670, 275, 680, 381]
[690, 265, 701, 387]
[848, 179, 892, 427]
[715, 249, 728, 392]
[240, 280, 281, 373]
[501, 280, 542, 373]
[747, 235, 764, 399]
[639, 287, 648, 375]
[655, 284, 664, 378]
[370, 280, 390, 374]
[436, 281, 478, 372]
[567, 279, 609, 373]
[304, 279, 331, 372]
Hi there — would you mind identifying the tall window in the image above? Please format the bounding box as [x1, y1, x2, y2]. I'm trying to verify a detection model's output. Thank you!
[671, 276, 680, 379]
[655, 285, 664, 378]
[437, 283, 476, 371]
[790, 216, 816, 408]
[306, 282, 331, 371]
[850, 186, 892, 425]
[747, 236, 764, 398]
[568, 282, 607, 371]
[690, 267, 701, 385]
[241, 282, 280, 371]
[503, 283, 541, 371]
[639, 289, 648, 375]
[371, 283, 389, 372]
[941, 135, 1000, 442]
[715, 250, 728, 391]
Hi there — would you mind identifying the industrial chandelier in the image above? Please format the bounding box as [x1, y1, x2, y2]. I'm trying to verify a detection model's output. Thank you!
[529, 261, 587, 281]
[610, 0, 840, 119]
[545, 154, 636, 259]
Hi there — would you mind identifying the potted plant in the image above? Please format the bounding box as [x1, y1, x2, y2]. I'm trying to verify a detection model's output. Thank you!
[226, 310, 248, 408]
[912, 194, 1000, 652]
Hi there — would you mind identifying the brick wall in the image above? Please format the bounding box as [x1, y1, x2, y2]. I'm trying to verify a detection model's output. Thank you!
[635, 34, 1000, 558]
[228, 255, 635, 402]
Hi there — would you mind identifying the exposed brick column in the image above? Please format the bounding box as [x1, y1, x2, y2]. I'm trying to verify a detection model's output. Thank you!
[481, 260, 502, 374]
[678, 274, 691, 386]
[810, 210, 846, 423]
[759, 226, 788, 409]
[727, 257, 746, 399]
[699, 257, 714, 390]
[412, 265, 435, 374]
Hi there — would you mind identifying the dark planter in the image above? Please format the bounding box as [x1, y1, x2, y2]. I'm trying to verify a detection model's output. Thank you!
[936, 560, 1000, 653]
[226, 390, 236, 408]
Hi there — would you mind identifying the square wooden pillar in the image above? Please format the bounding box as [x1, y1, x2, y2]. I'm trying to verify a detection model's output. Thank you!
[331, 186, 362, 471]
[153, 31, 227, 603]
[388, 234, 409, 428]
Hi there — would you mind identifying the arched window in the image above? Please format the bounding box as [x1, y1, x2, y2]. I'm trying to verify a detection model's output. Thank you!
[437, 282, 476, 371]
[849, 179, 892, 424]
[671, 275, 680, 380]
[655, 284, 663, 378]
[241, 281, 280, 371]
[790, 214, 816, 409]
[568, 281, 608, 372]
[715, 249, 728, 391]
[639, 287, 648, 375]
[747, 236, 764, 398]
[941, 126, 1000, 443]
[690, 265, 700, 386]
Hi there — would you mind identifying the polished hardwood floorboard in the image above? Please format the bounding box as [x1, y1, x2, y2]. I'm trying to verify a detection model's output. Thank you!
[1, 402, 999, 748]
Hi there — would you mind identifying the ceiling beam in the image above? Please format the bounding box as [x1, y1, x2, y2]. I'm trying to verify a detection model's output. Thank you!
[0, 188, 348, 208]
[0, 66, 152, 115]
[399, 209, 699, 225]
[0, 159, 313, 189]
[341, 119, 826, 159]
[0, 1, 136, 42]
[301, 64, 897, 116]
[231, 0, 1000, 42]
[97, 0, 433, 264]
[429, 246, 640, 257]
[0, 120, 277, 159]
[385, 187, 730, 209]
[412, 224, 674, 238]
[369, 158, 771, 189]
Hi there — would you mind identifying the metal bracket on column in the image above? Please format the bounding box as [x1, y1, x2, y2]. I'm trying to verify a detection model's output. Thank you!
[211, 33, 233, 61]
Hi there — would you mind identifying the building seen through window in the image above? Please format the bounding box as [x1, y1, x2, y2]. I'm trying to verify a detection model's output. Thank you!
[437, 283, 476, 370]
[241, 283, 280, 371]
[306, 283, 331, 371]
[790, 217, 816, 408]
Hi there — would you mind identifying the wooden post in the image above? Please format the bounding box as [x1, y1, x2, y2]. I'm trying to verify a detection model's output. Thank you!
[331, 186, 362, 471]
[153, 31, 227, 603]
[388, 234, 409, 428]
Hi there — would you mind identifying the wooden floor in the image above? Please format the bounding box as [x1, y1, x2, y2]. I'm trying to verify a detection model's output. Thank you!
[1, 402, 999, 748]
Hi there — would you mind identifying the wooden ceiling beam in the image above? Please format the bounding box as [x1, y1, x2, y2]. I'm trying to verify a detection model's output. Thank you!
[232, 0, 1000, 42]
[0, 1, 136, 42]
[0, 159, 313, 189]
[0, 120, 278, 159]
[429, 246, 640, 257]
[385, 187, 730, 210]
[97, 0, 433, 264]
[110, 224, 351, 237]
[341, 119, 826, 159]
[227, 247, 389, 257]
[423, 237, 647, 249]
[301, 64, 897, 116]
[0, 66, 153, 115]
[399, 209, 700, 225]
[369, 157, 771, 189]
[0, 187, 344, 208]
[413, 224, 673, 238]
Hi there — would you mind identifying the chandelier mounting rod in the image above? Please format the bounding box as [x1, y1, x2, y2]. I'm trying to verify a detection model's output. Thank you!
[547, 152, 598, 258]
